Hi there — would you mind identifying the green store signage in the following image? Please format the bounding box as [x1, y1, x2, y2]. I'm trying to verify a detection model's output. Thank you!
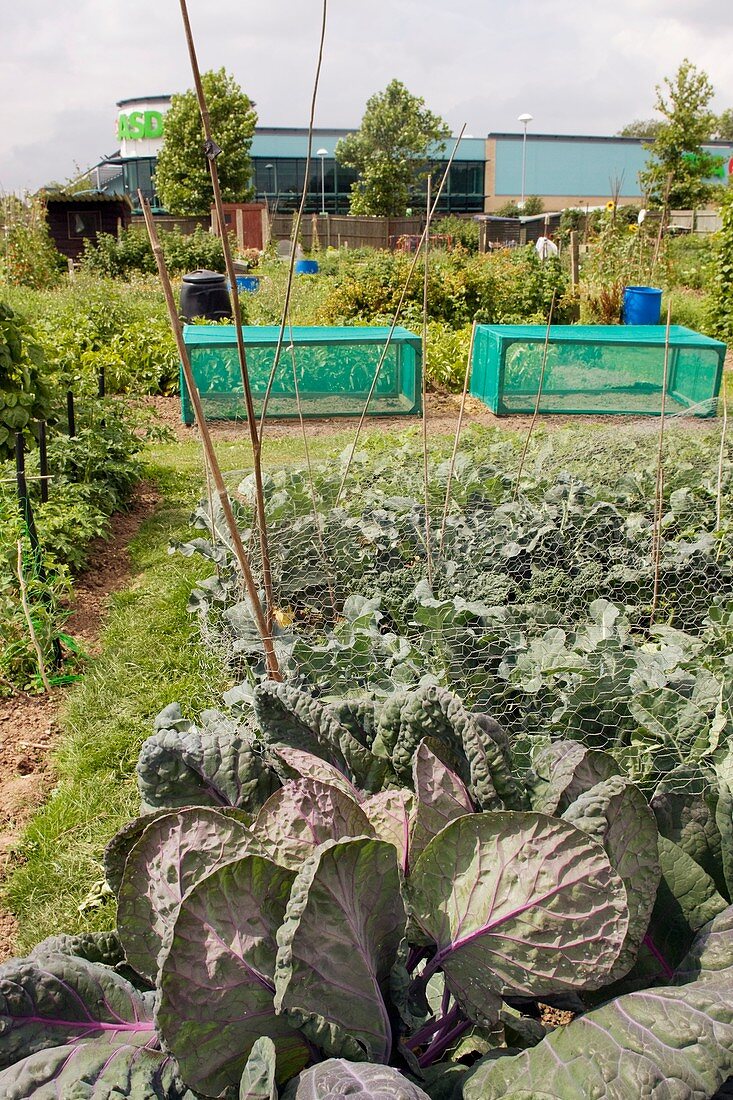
[680, 150, 729, 179]
[118, 110, 166, 141]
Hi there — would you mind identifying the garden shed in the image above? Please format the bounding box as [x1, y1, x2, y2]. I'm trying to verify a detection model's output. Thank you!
[475, 212, 562, 251]
[43, 192, 132, 261]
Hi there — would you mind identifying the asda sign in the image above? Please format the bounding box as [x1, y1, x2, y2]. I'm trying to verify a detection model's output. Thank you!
[118, 110, 166, 141]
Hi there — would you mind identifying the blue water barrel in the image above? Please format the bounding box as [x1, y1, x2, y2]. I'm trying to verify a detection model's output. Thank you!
[623, 286, 662, 325]
[294, 259, 319, 275]
[228, 275, 261, 293]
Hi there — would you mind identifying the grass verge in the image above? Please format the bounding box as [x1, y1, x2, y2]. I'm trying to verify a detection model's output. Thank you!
[1, 430, 389, 952]
[2, 455, 228, 951]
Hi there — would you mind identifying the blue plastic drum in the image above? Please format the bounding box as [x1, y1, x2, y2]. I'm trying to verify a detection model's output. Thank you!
[294, 259, 319, 275]
[623, 286, 662, 325]
[227, 275, 261, 293]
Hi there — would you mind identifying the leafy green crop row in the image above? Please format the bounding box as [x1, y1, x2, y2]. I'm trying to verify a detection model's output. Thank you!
[79, 224, 227, 280]
[0, 401, 159, 692]
[175, 428, 732, 794]
[5, 279, 180, 397]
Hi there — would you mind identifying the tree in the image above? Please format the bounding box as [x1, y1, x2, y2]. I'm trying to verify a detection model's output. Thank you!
[155, 68, 257, 216]
[639, 60, 722, 209]
[495, 196, 544, 217]
[335, 80, 450, 216]
[617, 119, 665, 139]
[715, 109, 733, 141]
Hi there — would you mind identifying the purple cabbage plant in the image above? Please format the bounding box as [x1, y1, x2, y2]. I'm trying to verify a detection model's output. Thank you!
[2, 682, 733, 1098]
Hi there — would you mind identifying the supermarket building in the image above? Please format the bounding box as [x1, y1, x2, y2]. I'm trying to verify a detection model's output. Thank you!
[96, 95, 733, 216]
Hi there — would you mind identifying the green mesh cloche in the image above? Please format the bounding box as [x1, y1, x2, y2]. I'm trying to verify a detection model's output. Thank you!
[180, 325, 422, 423]
[470, 325, 725, 418]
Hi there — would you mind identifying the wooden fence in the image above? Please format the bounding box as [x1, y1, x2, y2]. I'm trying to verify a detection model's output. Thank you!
[152, 215, 210, 234]
[669, 210, 723, 234]
[269, 213, 426, 250]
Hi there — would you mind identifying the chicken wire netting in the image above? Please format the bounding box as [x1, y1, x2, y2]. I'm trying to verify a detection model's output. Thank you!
[177, 407, 733, 799]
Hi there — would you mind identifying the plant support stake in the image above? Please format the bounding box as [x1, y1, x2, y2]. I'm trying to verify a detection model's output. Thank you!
[138, 192, 282, 681]
[178, 0, 275, 634]
[514, 289, 556, 499]
[38, 420, 49, 503]
[650, 300, 672, 625]
[15, 433, 62, 669]
[336, 125, 467, 505]
[421, 174, 433, 587]
[439, 319, 477, 551]
[258, 0, 329, 430]
[16, 541, 52, 693]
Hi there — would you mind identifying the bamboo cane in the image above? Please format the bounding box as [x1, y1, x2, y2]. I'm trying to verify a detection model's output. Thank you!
[178, 0, 274, 634]
[336, 126, 467, 506]
[513, 290, 557, 500]
[438, 319, 477, 551]
[650, 300, 672, 626]
[16, 541, 52, 693]
[421, 175, 434, 586]
[285, 313, 338, 619]
[716, 373, 728, 533]
[139, 193, 281, 681]
[258, 0, 329, 431]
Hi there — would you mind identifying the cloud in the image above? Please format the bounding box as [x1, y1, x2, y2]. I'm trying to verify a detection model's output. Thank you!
[2, 0, 733, 192]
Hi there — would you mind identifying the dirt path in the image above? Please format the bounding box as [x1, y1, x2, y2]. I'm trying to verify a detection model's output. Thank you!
[0, 482, 160, 961]
[146, 376, 730, 444]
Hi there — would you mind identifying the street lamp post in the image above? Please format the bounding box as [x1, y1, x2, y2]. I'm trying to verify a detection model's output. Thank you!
[518, 113, 533, 209]
[264, 162, 275, 197]
[316, 148, 328, 214]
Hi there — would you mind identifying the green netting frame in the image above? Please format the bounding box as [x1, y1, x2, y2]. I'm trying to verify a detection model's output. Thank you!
[470, 324, 726, 418]
[180, 325, 422, 423]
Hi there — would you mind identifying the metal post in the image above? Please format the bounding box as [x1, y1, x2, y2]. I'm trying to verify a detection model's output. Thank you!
[518, 113, 533, 209]
[15, 433, 62, 668]
[38, 422, 49, 503]
[316, 148, 328, 215]
[66, 391, 76, 437]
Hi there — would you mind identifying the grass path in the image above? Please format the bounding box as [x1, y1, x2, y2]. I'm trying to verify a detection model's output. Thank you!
[2, 432, 357, 953]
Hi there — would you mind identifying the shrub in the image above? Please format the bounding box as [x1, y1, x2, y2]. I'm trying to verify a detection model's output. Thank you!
[709, 187, 733, 344]
[316, 246, 568, 328]
[579, 211, 662, 324]
[0, 196, 65, 289]
[494, 195, 544, 217]
[666, 288, 712, 334]
[80, 224, 227, 279]
[667, 234, 715, 291]
[0, 302, 55, 459]
[425, 322, 472, 390]
[432, 215, 480, 252]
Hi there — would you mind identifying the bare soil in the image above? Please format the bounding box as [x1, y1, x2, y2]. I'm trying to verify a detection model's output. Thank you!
[0, 482, 160, 961]
[147, 376, 730, 444]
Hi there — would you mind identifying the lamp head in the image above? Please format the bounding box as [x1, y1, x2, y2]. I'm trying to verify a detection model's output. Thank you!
[518, 113, 533, 125]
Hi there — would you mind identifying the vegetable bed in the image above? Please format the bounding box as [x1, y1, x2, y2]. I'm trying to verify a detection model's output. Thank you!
[2, 421, 733, 1098]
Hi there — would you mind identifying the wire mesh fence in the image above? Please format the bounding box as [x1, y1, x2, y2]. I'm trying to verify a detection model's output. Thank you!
[176, 406, 733, 799]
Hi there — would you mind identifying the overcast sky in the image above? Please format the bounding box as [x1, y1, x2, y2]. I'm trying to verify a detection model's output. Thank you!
[3, 0, 733, 193]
